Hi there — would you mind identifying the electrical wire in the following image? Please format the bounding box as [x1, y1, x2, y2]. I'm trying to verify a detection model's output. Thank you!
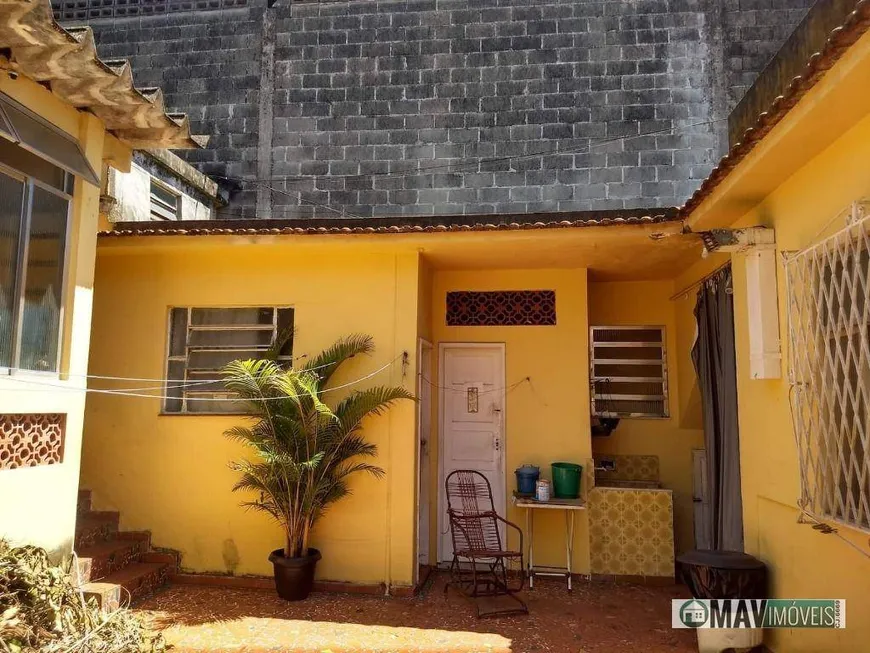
[246, 179, 368, 221]
[0, 355, 365, 385]
[418, 375, 530, 395]
[0, 355, 404, 401]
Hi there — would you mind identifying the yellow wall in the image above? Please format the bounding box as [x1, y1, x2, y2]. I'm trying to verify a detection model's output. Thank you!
[0, 76, 111, 561]
[427, 268, 591, 572]
[83, 245, 420, 587]
[587, 281, 705, 554]
[674, 87, 870, 652]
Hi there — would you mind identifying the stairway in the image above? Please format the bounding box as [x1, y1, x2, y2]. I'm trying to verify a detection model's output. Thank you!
[75, 489, 176, 611]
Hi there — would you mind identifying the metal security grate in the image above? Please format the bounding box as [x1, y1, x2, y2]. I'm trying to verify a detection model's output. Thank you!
[164, 306, 294, 414]
[51, 0, 248, 22]
[785, 211, 870, 532]
[590, 326, 668, 418]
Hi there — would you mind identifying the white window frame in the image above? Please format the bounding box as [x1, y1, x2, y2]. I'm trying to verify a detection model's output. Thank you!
[0, 160, 72, 377]
[150, 178, 180, 221]
[589, 325, 669, 419]
[162, 306, 294, 415]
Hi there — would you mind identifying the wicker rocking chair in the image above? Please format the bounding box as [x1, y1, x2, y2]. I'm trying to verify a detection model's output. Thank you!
[444, 469, 528, 617]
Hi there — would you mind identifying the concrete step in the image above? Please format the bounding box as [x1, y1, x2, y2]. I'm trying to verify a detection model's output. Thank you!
[76, 537, 148, 583]
[82, 562, 170, 612]
[74, 511, 120, 549]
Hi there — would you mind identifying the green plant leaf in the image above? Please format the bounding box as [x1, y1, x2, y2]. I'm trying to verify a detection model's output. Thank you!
[222, 334, 410, 556]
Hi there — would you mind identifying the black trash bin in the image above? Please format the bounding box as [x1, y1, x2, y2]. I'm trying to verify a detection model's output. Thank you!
[677, 550, 767, 599]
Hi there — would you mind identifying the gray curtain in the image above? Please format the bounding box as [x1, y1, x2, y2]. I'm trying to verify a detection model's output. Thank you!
[692, 266, 744, 551]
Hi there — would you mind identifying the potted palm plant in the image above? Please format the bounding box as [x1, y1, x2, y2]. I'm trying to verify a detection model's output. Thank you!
[222, 334, 412, 601]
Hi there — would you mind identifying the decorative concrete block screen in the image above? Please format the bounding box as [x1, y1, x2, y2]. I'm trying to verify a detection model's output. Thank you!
[446, 290, 556, 327]
[52, 0, 248, 22]
[784, 210, 870, 531]
[0, 414, 66, 470]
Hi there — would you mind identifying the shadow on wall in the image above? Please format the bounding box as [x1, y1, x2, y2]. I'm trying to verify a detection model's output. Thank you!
[681, 382, 705, 431]
[222, 539, 241, 574]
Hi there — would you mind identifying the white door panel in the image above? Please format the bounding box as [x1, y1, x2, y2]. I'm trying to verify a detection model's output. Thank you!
[439, 344, 505, 562]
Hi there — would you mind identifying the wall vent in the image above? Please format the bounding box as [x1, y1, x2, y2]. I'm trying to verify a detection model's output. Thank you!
[446, 290, 556, 327]
[0, 414, 66, 470]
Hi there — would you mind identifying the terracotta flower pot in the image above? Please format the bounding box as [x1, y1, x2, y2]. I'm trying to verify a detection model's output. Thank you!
[269, 548, 321, 601]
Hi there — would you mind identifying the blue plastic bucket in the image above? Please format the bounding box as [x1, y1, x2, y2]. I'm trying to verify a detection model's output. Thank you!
[515, 465, 540, 495]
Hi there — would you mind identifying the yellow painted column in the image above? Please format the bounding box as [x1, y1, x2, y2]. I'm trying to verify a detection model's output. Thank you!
[386, 251, 420, 590]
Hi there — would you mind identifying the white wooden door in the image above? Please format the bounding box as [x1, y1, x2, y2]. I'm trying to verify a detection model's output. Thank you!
[692, 449, 712, 550]
[417, 339, 433, 566]
[439, 344, 506, 562]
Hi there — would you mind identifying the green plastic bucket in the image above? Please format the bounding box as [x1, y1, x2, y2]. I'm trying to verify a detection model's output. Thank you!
[551, 462, 582, 499]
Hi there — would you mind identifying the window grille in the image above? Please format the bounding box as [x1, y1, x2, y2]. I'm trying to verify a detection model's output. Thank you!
[784, 213, 870, 532]
[150, 180, 180, 221]
[164, 307, 294, 414]
[590, 326, 668, 418]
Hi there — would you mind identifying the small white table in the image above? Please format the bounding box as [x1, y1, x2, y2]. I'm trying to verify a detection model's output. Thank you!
[511, 492, 586, 590]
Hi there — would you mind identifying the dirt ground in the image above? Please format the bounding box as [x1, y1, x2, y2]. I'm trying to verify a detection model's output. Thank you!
[136, 572, 697, 653]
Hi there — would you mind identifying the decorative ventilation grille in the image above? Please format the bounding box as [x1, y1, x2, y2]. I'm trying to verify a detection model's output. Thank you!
[0, 414, 66, 470]
[784, 213, 870, 532]
[51, 0, 248, 22]
[446, 290, 556, 327]
[590, 326, 668, 418]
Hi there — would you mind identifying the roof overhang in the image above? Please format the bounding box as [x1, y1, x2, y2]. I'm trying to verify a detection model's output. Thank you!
[99, 208, 681, 237]
[681, 1, 870, 231]
[97, 211, 700, 281]
[0, 0, 203, 150]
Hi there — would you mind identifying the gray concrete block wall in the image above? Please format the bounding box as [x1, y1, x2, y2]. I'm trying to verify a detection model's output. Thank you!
[72, 0, 813, 220]
[270, 0, 721, 218]
[81, 6, 265, 216]
[722, 0, 815, 108]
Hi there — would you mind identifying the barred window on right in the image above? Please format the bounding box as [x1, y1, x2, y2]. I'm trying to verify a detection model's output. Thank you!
[785, 215, 870, 531]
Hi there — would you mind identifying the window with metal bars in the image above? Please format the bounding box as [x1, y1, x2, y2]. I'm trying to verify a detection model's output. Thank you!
[589, 326, 669, 418]
[150, 180, 180, 221]
[785, 214, 870, 532]
[164, 307, 294, 414]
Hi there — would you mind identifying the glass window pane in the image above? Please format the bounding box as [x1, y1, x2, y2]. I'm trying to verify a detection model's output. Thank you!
[151, 182, 179, 208]
[0, 171, 24, 368]
[190, 307, 273, 326]
[164, 359, 185, 413]
[188, 328, 274, 348]
[0, 105, 17, 142]
[19, 186, 68, 372]
[188, 348, 266, 370]
[184, 395, 244, 414]
[0, 94, 99, 186]
[0, 138, 66, 192]
[168, 307, 187, 357]
[276, 308, 294, 358]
